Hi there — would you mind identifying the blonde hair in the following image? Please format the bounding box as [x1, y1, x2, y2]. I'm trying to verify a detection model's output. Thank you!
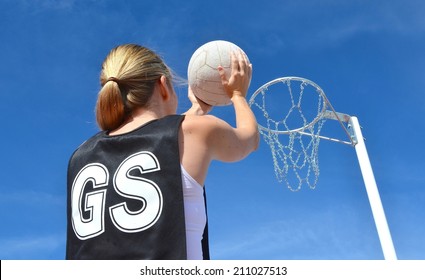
[96, 44, 172, 131]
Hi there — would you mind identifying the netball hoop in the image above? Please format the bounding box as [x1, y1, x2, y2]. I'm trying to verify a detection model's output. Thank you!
[249, 77, 397, 260]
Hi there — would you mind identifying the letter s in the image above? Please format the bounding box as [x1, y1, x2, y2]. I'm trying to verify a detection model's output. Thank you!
[110, 152, 163, 233]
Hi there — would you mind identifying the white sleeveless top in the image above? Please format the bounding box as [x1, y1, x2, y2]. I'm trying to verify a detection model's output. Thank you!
[181, 166, 207, 260]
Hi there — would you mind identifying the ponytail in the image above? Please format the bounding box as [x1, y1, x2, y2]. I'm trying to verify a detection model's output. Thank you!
[96, 80, 126, 131]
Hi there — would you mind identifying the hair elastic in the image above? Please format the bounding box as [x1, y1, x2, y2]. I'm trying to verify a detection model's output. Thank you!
[106, 77, 120, 84]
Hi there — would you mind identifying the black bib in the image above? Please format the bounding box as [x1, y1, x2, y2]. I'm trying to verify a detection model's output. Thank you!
[66, 115, 193, 259]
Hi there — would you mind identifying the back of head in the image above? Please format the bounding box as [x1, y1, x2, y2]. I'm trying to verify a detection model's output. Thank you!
[96, 44, 172, 131]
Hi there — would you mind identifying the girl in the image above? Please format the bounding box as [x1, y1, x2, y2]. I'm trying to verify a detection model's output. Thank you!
[66, 44, 258, 259]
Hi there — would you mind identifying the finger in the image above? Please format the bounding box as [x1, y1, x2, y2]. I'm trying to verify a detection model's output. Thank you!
[230, 51, 239, 72]
[246, 62, 252, 80]
[242, 52, 250, 67]
[238, 51, 246, 75]
[187, 86, 194, 99]
[217, 65, 228, 85]
[245, 64, 252, 83]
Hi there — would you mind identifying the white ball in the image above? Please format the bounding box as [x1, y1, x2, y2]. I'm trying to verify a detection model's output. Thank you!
[187, 40, 250, 106]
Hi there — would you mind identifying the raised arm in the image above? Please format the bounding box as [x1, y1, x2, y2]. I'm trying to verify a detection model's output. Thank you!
[209, 51, 259, 161]
[180, 51, 259, 185]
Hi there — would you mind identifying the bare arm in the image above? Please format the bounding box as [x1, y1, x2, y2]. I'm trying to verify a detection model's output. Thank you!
[180, 51, 259, 185]
[208, 51, 259, 162]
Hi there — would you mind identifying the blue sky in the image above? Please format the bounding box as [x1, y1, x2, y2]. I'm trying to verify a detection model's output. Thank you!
[1, 0, 424, 260]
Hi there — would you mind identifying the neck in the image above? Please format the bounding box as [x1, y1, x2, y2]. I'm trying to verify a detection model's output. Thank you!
[108, 108, 166, 136]
[109, 85, 175, 135]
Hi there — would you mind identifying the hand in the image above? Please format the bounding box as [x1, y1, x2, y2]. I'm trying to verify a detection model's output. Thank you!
[184, 86, 213, 116]
[218, 51, 252, 100]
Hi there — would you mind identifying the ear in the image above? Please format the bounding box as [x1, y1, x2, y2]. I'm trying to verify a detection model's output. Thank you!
[158, 75, 171, 101]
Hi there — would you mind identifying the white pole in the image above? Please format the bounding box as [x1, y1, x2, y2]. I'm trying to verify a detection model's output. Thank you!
[350, 116, 397, 260]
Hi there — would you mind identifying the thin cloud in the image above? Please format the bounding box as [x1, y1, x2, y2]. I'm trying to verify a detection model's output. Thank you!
[248, 0, 425, 55]
[0, 190, 64, 206]
[0, 234, 65, 260]
[212, 218, 329, 259]
[16, 0, 76, 12]
[211, 205, 378, 260]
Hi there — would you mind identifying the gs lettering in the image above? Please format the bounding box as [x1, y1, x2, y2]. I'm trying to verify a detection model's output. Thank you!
[70, 152, 163, 240]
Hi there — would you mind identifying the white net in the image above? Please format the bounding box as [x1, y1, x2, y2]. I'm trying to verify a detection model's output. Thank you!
[249, 77, 329, 191]
[249, 77, 398, 260]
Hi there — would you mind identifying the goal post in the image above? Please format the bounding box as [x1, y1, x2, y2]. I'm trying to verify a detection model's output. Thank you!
[350, 116, 397, 260]
[249, 77, 397, 259]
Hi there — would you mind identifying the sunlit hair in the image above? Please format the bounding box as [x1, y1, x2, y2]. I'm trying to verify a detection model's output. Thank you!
[96, 44, 173, 131]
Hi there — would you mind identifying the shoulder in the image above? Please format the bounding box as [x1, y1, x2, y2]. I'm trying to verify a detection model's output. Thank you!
[182, 114, 227, 127]
[181, 114, 229, 134]
[70, 131, 104, 157]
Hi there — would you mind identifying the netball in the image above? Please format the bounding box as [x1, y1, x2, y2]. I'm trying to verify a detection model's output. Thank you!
[187, 40, 250, 106]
